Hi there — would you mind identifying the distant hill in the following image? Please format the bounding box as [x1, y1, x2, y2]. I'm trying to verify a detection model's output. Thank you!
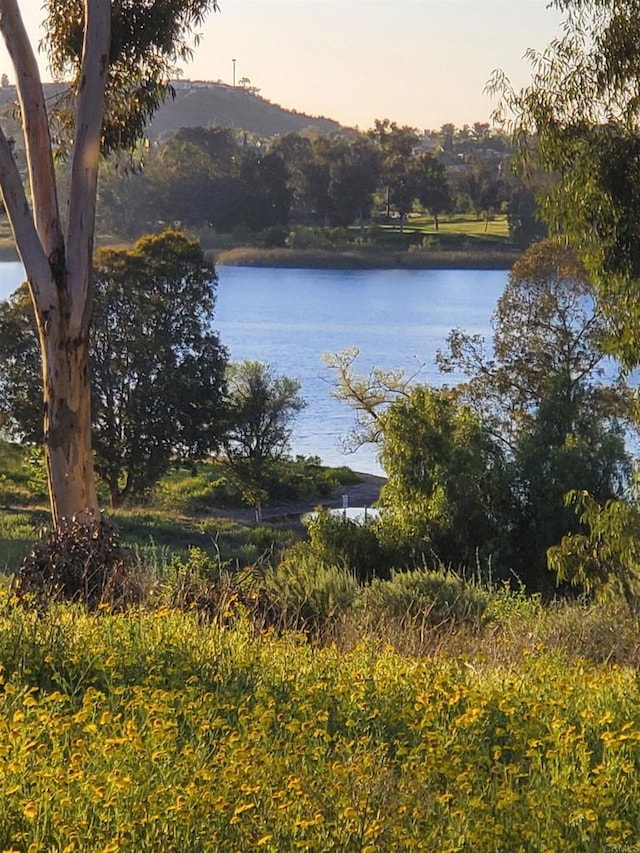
[0, 79, 347, 142]
[147, 81, 348, 140]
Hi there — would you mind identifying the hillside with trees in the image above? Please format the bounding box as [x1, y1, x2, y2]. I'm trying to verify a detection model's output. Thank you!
[92, 118, 543, 257]
[146, 80, 346, 140]
[0, 78, 347, 142]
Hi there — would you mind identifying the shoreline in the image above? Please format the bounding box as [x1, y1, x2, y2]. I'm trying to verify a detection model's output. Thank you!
[213, 246, 520, 271]
[0, 243, 521, 271]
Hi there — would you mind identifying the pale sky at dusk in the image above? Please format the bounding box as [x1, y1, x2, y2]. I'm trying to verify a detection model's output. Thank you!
[0, 1, 566, 131]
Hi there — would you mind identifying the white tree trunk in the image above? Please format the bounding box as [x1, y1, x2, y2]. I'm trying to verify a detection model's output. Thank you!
[0, 0, 111, 527]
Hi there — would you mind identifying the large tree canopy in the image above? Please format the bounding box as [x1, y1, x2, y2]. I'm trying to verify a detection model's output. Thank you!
[0, 231, 228, 509]
[0, 0, 219, 526]
[490, 0, 640, 368]
[437, 239, 628, 447]
[91, 231, 227, 508]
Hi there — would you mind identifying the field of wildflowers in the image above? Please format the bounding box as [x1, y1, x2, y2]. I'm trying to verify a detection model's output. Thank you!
[0, 591, 640, 852]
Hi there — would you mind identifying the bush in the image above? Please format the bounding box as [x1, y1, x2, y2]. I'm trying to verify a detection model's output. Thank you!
[287, 227, 331, 250]
[358, 567, 490, 631]
[260, 225, 289, 248]
[152, 467, 237, 513]
[166, 547, 279, 628]
[12, 513, 139, 610]
[266, 545, 359, 635]
[307, 509, 389, 581]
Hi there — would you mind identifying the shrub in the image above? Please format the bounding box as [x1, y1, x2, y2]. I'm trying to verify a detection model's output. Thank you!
[267, 544, 359, 635]
[358, 567, 490, 631]
[286, 226, 331, 250]
[166, 547, 280, 628]
[261, 225, 289, 248]
[152, 468, 235, 512]
[307, 509, 389, 581]
[12, 513, 139, 610]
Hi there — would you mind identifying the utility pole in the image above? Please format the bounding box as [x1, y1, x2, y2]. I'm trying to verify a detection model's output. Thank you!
[232, 58, 236, 86]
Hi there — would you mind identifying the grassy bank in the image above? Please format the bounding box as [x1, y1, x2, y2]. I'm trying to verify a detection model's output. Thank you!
[214, 246, 521, 271]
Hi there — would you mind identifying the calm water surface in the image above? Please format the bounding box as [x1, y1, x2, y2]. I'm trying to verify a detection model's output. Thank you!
[0, 262, 507, 474]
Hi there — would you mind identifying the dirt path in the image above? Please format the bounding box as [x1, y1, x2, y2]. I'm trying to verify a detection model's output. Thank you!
[207, 472, 387, 524]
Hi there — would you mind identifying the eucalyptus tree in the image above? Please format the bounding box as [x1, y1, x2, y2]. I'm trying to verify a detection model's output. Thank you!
[438, 238, 631, 585]
[0, 0, 219, 527]
[490, 0, 640, 369]
[437, 239, 628, 448]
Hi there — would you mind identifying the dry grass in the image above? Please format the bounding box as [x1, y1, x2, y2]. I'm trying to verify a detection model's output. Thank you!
[214, 246, 519, 270]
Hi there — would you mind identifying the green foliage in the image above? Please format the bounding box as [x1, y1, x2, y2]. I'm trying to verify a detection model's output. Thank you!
[438, 239, 622, 443]
[163, 546, 279, 626]
[548, 487, 640, 604]
[152, 466, 229, 513]
[0, 231, 228, 508]
[151, 457, 345, 515]
[286, 226, 335, 250]
[94, 112, 522, 248]
[482, 581, 544, 627]
[492, 0, 640, 369]
[0, 511, 41, 574]
[92, 231, 227, 507]
[306, 510, 388, 581]
[0, 443, 47, 507]
[434, 238, 631, 586]
[222, 361, 306, 517]
[0, 287, 40, 443]
[505, 176, 548, 248]
[512, 377, 630, 588]
[266, 545, 359, 634]
[113, 508, 285, 571]
[44, 0, 221, 156]
[170, 545, 225, 581]
[377, 386, 506, 571]
[358, 567, 490, 630]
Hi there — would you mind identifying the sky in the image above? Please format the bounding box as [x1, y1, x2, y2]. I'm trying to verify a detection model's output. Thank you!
[0, 0, 567, 132]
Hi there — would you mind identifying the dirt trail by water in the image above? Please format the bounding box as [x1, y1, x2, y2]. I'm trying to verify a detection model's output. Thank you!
[210, 472, 387, 524]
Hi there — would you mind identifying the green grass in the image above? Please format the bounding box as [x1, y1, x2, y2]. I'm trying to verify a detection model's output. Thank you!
[367, 214, 512, 256]
[114, 507, 299, 569]
[0, 509, 50, 573]
[0, 503, 302, 576]
[0, 443, 337, 573]
[407, 212, 510, 238]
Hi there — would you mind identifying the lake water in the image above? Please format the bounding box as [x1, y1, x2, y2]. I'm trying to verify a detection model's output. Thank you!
[0, 262, 507, 475]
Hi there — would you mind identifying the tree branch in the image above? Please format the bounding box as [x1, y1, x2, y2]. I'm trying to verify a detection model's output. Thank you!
[66, 0, 111, 331]
[0, 0, 63, 260]
[0, 125, 56, 312]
